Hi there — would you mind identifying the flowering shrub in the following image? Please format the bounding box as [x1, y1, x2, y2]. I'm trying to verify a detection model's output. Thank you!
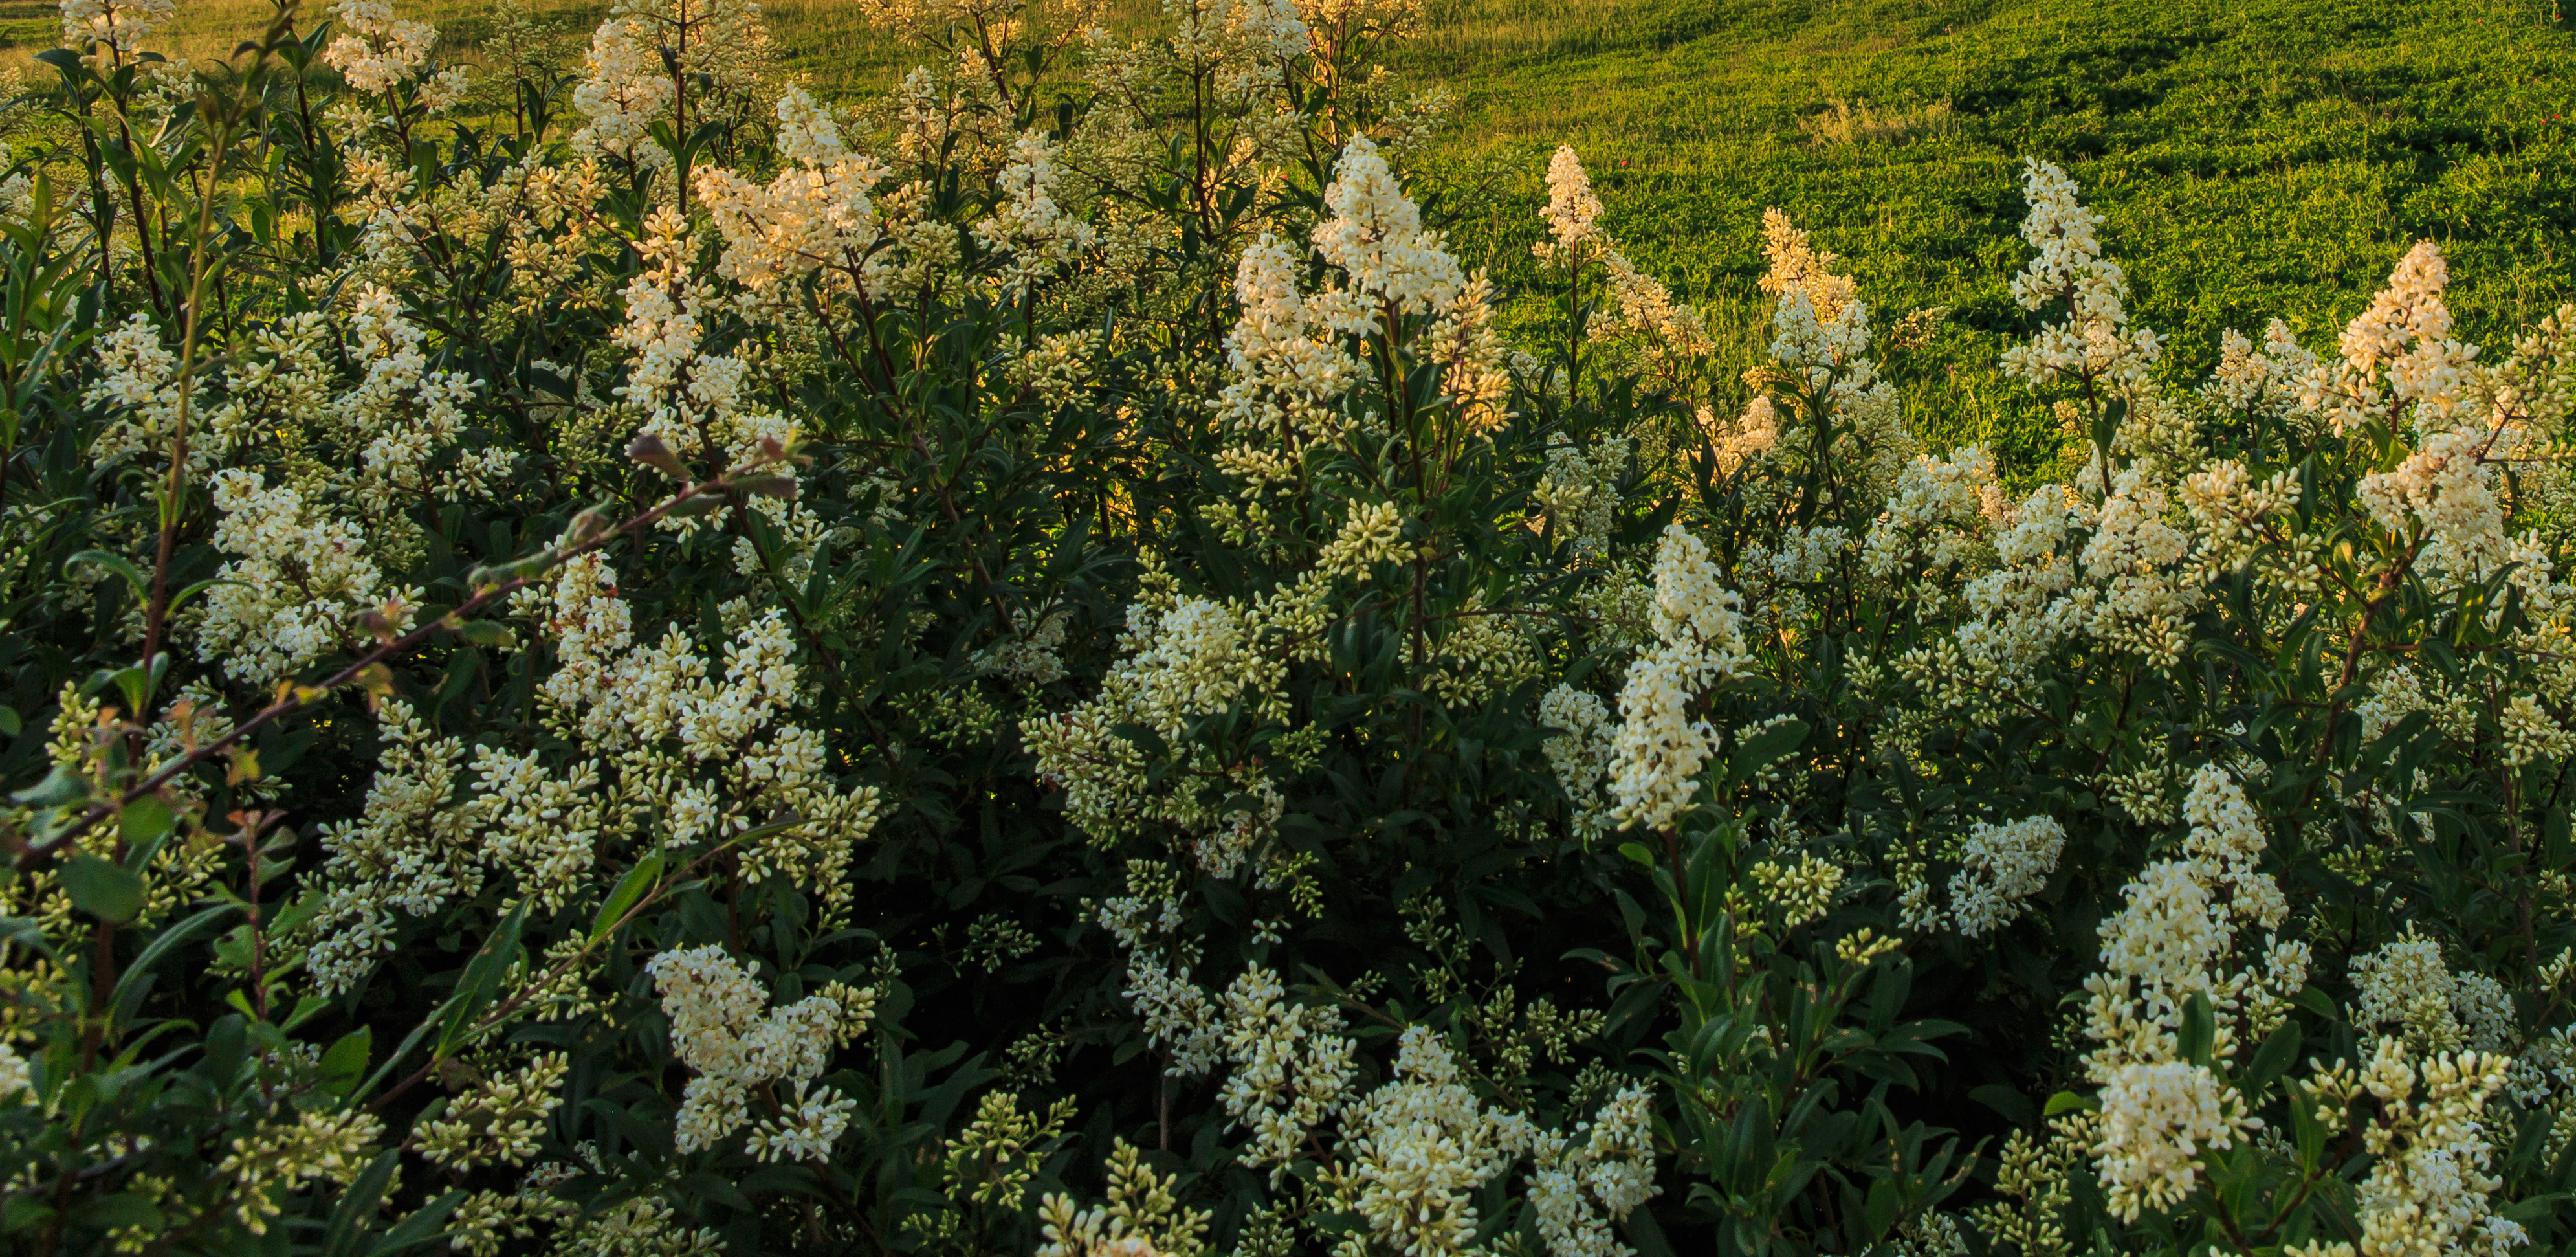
[1, 0, 2575, 1254]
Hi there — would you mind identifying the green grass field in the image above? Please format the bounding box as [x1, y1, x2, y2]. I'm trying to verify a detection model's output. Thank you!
[1406, 0, 2576, 469]
[6, 0, 2570, 473]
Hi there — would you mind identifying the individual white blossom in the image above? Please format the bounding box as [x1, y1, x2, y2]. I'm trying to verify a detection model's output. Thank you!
[0, 1043, 28, 1104]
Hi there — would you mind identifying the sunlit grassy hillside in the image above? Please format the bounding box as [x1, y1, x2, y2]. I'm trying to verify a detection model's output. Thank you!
[1409, 0, 2576, 469]
[5, 0, 2570, 471]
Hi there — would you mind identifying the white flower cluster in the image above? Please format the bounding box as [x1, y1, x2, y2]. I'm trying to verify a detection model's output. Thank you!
[974, 129, 1097, 297]
[2204, 320, 2321, 419]
[2177, 456, 2302, 580]
[334, 285, 508, 509]
[58, 0, 172, 54]
[1608, 522, 1752, 832]
[646, 945, 870, 1159]
[1996, 158, 2163, 399]
[1540, 684, 1616, 841]
[1033, 1139, 1213, 1257]
[1945, 814, 2065, 938]
[1536, 145, 1606, 260]
[555, 1196, 723, 1256]
[1218, 231, 1373, 443]
[2091, 1060, 2252, 1223]
[1534, 436, 1631, 559]
[2359, 425, 2513, 585]
[698, 89, 892, 298]
[1027, 593, 1281, 873]
[85, 313, 189, 469]
[1331, 1027, 1536, 1256]
[301, 553, 882, 992]
[2077, 466, 2196, 665]
[1756, 206, 1855, 324]
[1531, 151, 1714, 396]
[2081, 765, 2309, 1219]
[1862, 445, 2003, 588]
[1735, 522, 1847, 636]
[1165, 0, 1310, 100]
[217, 1108, 386, 1235]
[300, 700, 470, 991]
[1313, 133, 1465, 317]
[1746, 210, 1914, 511]
[1528, 1084, 1660, 1257]
[2351, 931, 2521, 1056]
[1893, 487, 2083, 723]
[197, 469, 418, 684]
[1214, 965, 1358, 1177]
[569, 0, 770, 164]
[1706, 396, 1781, 473]
[976, 606, 1074, 686]
[571, 11, 676, 163]
[2301, 1041, 2526, 1257]
[415, 1053, 571, 1170]
[2303, 241, 2482, 435]
[518, 553, 883, 884]
[1028, 501, 1405, 876]
[323, 0, 437, 94]
[611, 207, 799, 471]
[1218, 135, 1506, 451]
[0, 1043, 28, 1104]
[1097, 860, 1226, 1076]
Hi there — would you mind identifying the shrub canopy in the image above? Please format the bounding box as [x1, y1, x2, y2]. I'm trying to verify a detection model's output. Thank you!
[3, 2, 2575, 1256]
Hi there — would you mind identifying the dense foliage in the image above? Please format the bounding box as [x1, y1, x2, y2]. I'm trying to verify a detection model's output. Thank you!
[4, 1, 2576, 1254]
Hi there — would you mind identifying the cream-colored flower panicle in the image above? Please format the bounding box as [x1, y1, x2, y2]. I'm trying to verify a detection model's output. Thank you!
[1312, 133, 1465, 317]
[324, 0, 438, 93]
[1528, 1085, 1660, 1257]
[60, 0, 173, 54]
[1946, 814, 2064, 938]
[646, 945, 872, 1159]
[1607, 522, 1752, 832]
[1997, 158, 2163, 400]
[2078, 765, 2309, 1220]
[197, 469, 419, 685]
